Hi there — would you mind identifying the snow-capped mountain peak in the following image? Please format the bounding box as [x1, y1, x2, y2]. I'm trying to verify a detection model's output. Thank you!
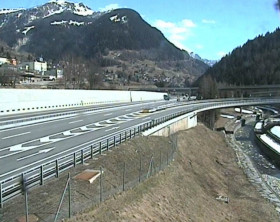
[190, 52, 217, 66]
[47, 1, 94, 16]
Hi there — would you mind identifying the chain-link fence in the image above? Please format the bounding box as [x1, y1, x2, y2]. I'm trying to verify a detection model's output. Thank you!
[0, 135, 177, 222]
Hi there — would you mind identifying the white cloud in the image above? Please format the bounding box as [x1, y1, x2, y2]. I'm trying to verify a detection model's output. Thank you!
[153, 19, 196, 51]
[195, 44, 204, 49]
[202, 19, 216, 24]
[182, 19, 196, 27]
[99, 4, 120, 12]
[217, 51, 226, 58]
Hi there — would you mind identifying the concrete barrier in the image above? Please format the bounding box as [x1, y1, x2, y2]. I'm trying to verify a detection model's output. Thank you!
[0, 89, 166, 115]
[143, 112, 198, 137]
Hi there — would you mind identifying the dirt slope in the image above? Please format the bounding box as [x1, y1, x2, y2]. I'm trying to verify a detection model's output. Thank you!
[68, 123, 279, 222]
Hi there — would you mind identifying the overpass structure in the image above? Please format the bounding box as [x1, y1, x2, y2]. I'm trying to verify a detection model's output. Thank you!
[0, 95, 280, 207]
[130, 84, 280, 97]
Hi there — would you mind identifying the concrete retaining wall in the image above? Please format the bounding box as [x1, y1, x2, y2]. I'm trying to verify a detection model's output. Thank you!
[143, 112, 198, 137]
[0, 89, 166, 115]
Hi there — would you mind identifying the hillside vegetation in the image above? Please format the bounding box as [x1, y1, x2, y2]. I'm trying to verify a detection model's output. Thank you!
[67, 124, 279, 222]
[198, 28, 280, 86]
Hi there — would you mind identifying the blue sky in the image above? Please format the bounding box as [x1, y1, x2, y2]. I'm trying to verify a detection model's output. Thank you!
[1, 0, 280, 60]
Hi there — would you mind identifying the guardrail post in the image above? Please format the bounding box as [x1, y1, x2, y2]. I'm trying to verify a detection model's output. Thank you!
[107, 139, 109, 151]
[125, 131, 127, 141]
[40, 165, 44, 185]
[114, 136, 116, 147]
[99, 142, 102, 155]
[120, 134, 122, 144]
[81, 150, 84, 165]
[56, 159, 59, 178]
[91, 145, 93, 159]
[73, 153, 76, 167]
[0, 182, 3, 209]
[130, 129, 132, 139]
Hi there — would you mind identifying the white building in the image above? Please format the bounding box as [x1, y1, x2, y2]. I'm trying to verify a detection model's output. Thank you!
[0, 57, 9, 65]
[34, 60, 47, 72]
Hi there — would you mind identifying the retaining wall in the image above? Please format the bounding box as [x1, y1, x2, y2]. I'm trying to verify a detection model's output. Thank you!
[143, 112, 198, 137]
[0, 89, 166, 115]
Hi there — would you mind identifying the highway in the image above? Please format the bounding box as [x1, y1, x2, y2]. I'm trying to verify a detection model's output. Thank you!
[0, 97, 280, 206]
[0, 100, 175, 179]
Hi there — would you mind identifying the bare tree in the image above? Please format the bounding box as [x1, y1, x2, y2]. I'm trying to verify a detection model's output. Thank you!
[198, 75, 218, 99]
[87, 59, 103, 89]
[60, 55, 88, 89]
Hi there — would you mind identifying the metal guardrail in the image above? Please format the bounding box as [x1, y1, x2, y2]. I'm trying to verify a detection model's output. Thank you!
[1, 97, 280, 207]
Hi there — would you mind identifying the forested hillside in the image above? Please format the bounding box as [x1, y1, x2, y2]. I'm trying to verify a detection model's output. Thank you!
[199, 28, 280, 85]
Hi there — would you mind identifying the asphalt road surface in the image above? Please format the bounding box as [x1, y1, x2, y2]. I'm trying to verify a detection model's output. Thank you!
[1, 98, 279, 182]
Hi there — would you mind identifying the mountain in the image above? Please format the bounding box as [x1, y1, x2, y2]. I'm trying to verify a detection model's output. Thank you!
[197, 28, 280, 86]
[190, 52, 216, 66]
[0, 1, 210, 88]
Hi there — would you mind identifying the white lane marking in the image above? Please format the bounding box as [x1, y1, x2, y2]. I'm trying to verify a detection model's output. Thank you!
[80, 126, 88, 131]
[0, 124, 143, 178]
[17, 147, 55, 161]
[104, 113, 113, 116]
[69, 120, 83, 124]
[17, 152, 39, 161]
[2, 132, 31, 140]
[105, 127, 120, 132]
[10, 145, 38, 152]
[143, 117, 151, 120]
[63, 131, 73, 136]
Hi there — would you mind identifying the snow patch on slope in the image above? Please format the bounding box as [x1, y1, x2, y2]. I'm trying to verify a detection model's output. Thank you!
[43, 7, 65, 18]
[22, 26, 35, 35]
[73, 3, 94, 16]
[0, 9, 23, 15]
[51, 20, 85, 26]
[49, 0, 67, 6]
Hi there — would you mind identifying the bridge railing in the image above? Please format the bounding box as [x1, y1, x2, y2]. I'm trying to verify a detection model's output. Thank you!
[1, 97, 280, 207]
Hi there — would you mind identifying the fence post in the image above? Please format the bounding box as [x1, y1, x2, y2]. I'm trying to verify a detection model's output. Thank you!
[81, 150, 84, 165]
[125, 131, 127, 141]
[123, 162, 126, 192]
[73, 153, 76, 167]
[0, 183, 3, 209]
[139, 156, 142, 183]
[119, 134, 122, 144]
[107, 139, 109, 151]
[147, 156, 154, 178]
[114, 136, 116, 147]
[54, 174, 71, 222]
[91, 145, 93, 159]
[99, 142, 102, 155]
[100, 166, 103, 203]
[134, 128, 136, 137]
[68, 173, 71, 219]
[40, 165, 44, 185]
[22, 174, 29, 222]
[56, 159, 59, 178]
[160, 149, 162, 171]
